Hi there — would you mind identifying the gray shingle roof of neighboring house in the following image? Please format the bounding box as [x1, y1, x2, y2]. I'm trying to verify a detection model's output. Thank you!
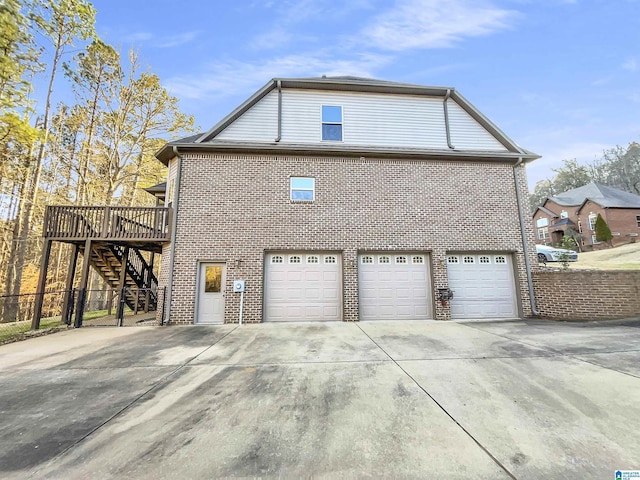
[536, 205, 558, 217]
[549, 218, 575, 230]
[549, 182, 640, 208]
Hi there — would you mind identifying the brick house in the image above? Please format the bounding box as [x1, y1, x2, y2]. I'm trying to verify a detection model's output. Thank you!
[533, 182, 640, 249]
[153, 76, 541, 324]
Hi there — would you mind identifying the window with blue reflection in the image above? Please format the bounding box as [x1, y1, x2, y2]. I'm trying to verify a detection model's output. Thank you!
[290, 177, 315, 201]
[321, 105, 342, 141]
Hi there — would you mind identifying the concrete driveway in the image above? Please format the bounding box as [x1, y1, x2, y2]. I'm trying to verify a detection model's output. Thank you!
[0, 319, 639, 479]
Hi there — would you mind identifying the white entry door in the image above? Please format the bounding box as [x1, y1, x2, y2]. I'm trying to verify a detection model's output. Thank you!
[264, 252, 342, 322]
[197, 263, 226, 324]
[358, 253, 432, 320]
[446, 253, 518, 319]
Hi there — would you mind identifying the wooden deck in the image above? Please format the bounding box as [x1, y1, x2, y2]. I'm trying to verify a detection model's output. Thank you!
[43, 206, 171, 243]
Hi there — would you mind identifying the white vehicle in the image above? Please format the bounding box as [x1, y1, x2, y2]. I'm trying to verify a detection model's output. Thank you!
[536, 244, 578, 263]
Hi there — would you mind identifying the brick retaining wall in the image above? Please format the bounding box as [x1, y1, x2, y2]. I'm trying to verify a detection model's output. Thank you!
[533, 270, 640, 320]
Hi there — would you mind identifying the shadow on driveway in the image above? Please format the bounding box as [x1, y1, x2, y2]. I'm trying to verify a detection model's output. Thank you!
[0, 319, 638, 479]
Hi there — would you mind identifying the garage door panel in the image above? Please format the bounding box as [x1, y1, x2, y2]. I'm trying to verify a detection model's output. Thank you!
[447, 253, 518, 320]
[286, 271, 303, 282]
[265, 252, 342, 322]
[305, 271, 322, 281]
[359, 253, 432, 321]
[323, 271, 339, 281]
[305, 288, 320, 300]
[393, 271, 411, 281]
[378, 288, 394, 299]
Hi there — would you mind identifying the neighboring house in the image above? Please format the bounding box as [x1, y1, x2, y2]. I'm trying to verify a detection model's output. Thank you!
[149, 76, 541, 324]
[533, 182, 640, 249]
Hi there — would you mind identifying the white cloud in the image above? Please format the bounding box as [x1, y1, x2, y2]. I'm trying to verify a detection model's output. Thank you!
[525, 141, 611, 189]
[361, 0, 517, 51]
[591, 75, 613, 87]
[622, 57, 638, 72]
[164, 53, 391, 100]
[122, 31, 199, 49]
[124, 32, 153, 42]
[156, 31, 200, 49]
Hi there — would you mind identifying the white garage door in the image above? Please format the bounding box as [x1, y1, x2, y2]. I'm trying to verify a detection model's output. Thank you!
[446, 253, 518, 319]
[359, 253, 432, 321]
[264, 252, 342, 322]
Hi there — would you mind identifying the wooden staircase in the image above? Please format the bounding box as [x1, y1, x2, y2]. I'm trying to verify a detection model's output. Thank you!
[86, 243, 158, 311]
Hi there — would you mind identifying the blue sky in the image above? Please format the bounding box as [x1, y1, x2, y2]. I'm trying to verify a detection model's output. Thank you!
[85, 0, 640, 191]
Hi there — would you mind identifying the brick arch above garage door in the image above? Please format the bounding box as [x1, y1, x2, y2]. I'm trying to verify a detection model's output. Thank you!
[446, 253, 518, 320]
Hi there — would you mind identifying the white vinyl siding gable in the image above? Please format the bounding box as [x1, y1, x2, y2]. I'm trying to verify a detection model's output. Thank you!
[213, 88, 509, 152]
[167, 157, 179, 204]
[282, 90, 449, 148]
[447, 101, 509, 151]
[215, 90, 278, 141]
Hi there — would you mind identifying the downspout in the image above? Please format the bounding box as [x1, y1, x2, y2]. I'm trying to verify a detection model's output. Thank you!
[275, 80, 282, 142]
[163, 146, 183, 324]
[513, 156, 541, 316]
[443, 89, 455, 149]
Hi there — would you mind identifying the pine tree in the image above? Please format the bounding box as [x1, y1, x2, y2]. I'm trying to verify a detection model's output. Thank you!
[594, 214, 613, 245]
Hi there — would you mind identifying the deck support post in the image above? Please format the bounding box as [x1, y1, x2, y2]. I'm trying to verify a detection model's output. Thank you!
[32, 239, 53, 330]
[116, 246, 129, 326]
[61, 243, 80, 325]
[74, 239, 92, 328]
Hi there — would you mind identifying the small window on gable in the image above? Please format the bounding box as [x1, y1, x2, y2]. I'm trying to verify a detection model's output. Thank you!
[560, 210, 568, 219]
[536, 217, 549, 228]
[307, 255, 319, 264]
[447, 256, 459, 264]
[321, 105, 342, 141]
[479, 256, 490, 264]
[361, 256, 373, 264]
[379, 256, 390, 264]
[289, 255, 301, 264]
[271, 255, 283, 264]
[494, 256, 506, 264]
[324, 255, 337, 264]
[290, 177, 315, 201]
[412, 256, 424, 264]
[463, 256, 475, 264]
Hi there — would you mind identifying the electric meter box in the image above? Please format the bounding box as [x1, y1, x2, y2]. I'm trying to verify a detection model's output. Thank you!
[233, 280, 245, 293]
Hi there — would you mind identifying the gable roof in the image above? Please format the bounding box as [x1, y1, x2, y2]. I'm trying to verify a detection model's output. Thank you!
[534, 205, 559, 217]
[155, 76, 540, 164]
[549, 182, 640, 208]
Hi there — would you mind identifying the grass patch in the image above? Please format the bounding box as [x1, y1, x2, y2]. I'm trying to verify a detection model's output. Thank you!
[571, 243, 640, 270]
[0, 316, 63, 344]
[0, 309, 127, 344]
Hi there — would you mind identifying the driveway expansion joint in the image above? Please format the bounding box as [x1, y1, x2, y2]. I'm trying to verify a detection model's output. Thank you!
[460, 321, 640, 379]
[355, 323, 518, 480]
[27, 325, 240, 480]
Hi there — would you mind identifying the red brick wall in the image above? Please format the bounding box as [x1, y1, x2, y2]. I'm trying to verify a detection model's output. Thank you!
[160, 153, 536, 324]
[535, 200, 640, 249]
[600, 207, 640, 245]
[533, 270, 640, 320]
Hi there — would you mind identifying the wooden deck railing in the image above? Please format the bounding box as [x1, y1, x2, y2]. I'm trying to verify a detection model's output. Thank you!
[44, 206, 171, 241]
